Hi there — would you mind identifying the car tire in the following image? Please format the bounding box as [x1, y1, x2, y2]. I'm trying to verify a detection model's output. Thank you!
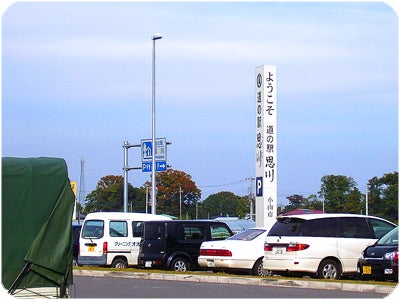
[170, 257, 189, 272]
[252, 258, 264, 276]
[317, 259, 341, 279]
[111, 258, 128, 269]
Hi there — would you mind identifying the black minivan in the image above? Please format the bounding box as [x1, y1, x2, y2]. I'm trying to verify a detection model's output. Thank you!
[138, 220, 233, 271]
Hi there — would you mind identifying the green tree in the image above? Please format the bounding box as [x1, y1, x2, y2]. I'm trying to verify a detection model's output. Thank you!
[307, 194, 323, 211]
[368, 172, 398, 223]
[150, 169, 201, 219]
[284, 194, 308, 212]
[282, 194, 324, 214]
[130, 186, 147, 213]
[201, 191, 248, 219]
[318, 175, 362, 213]
[83, 175, 137, 214]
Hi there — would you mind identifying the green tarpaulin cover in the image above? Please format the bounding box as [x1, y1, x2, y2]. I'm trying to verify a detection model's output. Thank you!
[2, 157, 75, 295]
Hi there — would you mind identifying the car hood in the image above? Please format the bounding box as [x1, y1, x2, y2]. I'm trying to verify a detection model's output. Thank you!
[363, 245, 398, 259]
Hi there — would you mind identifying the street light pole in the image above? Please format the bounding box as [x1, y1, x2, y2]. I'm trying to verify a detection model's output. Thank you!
[151, 33, 162, 214]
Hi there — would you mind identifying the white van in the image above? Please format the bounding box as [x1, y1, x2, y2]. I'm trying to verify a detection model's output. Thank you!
[263, 213, 396, 279]
[78, 212, 171, 268]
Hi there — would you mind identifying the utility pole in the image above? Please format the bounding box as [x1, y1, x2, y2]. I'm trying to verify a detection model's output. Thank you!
[179, 185, 182, 220]
[78, 157, 85, 224]
[145, 184, 149, 214]
[365, 184, 369, 216]
[246, 177, 255, 220]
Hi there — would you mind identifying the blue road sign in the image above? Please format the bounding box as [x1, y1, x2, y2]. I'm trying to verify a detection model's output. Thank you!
[142, 161, 167, 172]
[142, 141, 153, 160]
[141, 138, 167, 162]
[156, 161, 167, 171]
[142, 162, 152, 172]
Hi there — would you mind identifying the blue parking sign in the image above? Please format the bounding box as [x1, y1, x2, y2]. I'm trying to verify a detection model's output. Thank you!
[256, 177, 263, 197]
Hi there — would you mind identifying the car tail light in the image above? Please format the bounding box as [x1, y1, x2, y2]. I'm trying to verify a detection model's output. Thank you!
[153, 259, 163, 265]
[264, 244, 273, 251]
[200, 249, 232, 256]
[287, 243, 309, 251]
[103, 242, 108, 254]
[78, 242, 80, 254]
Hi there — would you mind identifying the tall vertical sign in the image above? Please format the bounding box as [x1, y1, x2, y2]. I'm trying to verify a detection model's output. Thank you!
[255, 65, 277, 229]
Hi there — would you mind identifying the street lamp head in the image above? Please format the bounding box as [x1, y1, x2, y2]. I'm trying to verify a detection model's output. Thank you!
[152, 33, 163, 40]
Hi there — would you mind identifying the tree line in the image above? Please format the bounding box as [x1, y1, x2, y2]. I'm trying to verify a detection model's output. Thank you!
[284, 173, 398, 223]
[80, 169, 398, 224]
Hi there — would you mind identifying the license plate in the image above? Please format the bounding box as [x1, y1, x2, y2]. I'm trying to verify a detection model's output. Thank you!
[273, 247, 285, 255]
[207, 260, 215, 267]
[362, 265, 372, 275]
[88, 246, 95, 252]
[145, 261, 152, 268]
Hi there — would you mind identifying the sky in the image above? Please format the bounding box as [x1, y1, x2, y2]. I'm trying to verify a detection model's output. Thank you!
[1, 0, 398, 208]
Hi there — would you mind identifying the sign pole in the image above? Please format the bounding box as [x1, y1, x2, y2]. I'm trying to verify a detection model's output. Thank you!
[122, 141, 141, 212]
[123, 141, 129, 212]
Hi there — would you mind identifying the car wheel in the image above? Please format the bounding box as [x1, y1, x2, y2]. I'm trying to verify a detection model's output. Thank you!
[111, 258, 128, 269]
[252, 259, 264, 276]
[170, 257, 189, 272]
[317, 259, 340, 280]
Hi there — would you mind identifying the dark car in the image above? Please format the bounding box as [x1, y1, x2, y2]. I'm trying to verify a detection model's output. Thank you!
[358, 226, 398, 281]
[138, 220, 233, 272]
[72, 224, 82, 266]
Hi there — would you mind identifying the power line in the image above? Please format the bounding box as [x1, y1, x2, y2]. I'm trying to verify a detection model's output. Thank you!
[198, 179, 247, 189]
[198, 178, 320, 201]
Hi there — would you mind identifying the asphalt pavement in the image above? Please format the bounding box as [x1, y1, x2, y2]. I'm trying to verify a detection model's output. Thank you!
[73, 269, 396, 295]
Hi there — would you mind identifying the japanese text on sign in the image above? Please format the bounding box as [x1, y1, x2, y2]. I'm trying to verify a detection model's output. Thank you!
[255, 65, 277, 229]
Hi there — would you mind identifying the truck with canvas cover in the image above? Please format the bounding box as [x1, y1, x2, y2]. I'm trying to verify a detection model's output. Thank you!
[2, 157, 75, 297]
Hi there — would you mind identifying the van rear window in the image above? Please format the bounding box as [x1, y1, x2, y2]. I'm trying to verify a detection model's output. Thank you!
[268, 218, 305, 236]
[82, 220, 104, 239]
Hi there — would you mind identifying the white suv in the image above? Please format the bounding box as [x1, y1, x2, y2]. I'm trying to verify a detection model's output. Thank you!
[263, 213, 395, 279]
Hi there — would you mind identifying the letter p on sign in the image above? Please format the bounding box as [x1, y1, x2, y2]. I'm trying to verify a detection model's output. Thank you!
[256, 177, 263, 197]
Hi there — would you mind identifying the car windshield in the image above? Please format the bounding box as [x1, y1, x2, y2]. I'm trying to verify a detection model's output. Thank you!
[227, 229, 265, 241]
[376, 226, 398, 246]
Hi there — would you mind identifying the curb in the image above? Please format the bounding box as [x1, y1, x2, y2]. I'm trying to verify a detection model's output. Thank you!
[73, 269, 396, 295]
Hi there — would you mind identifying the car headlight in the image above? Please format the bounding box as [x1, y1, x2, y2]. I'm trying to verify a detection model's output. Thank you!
[383, 251, 398, 262]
